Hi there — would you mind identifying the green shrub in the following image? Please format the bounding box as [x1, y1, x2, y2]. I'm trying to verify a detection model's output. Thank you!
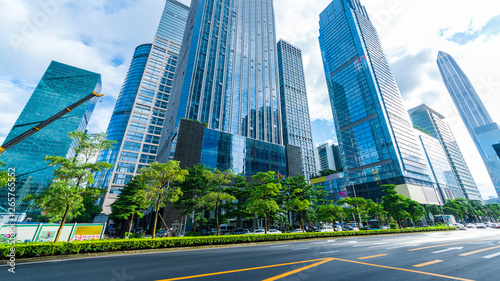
[390, 223, 397, 229]
[0, 227, 455, 259]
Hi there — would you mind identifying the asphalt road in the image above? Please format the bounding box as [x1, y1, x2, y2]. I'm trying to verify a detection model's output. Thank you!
[2, 229, 500, 281]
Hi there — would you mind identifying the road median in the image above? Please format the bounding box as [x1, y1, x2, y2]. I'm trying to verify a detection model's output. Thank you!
[1, 227, 455, 260]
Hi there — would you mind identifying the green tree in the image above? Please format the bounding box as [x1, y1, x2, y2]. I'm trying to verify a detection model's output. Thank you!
[338, 197, 369, 226]
[405, 199, 426, 226]
[224, 175, 253, 228]
[138, 161, 188, 239]
[0, 161, 8, 188]
[245, 171, 282, 234]
[380, 184, 410, 228]
[173, 165, 211, 232]
[25, 131, 115, 242]
[70, 188, 105, 223]
[366, 199, 388, 224]
[317, 202, 343, 226]
[197, 169, 235, 236]
[283, 175, 314, 230]
[110, 179, 149, 237]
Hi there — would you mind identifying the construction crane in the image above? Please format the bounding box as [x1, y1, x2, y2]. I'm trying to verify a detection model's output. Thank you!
[0, 91, 104, 156]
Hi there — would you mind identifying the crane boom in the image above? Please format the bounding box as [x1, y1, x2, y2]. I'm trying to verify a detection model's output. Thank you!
[0, 91, 103, 156]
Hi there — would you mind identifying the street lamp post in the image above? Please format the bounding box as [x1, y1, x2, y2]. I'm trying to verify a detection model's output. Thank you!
[352, 182, 363, 228]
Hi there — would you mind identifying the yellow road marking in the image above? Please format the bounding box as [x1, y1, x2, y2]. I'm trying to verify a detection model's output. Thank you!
[334, 258, 474, 281]
[156, 258, 328, 281]
[358, 254, 387, 259]
[413, 260, 443, 267]
[262, 258, 335, 281]
[408, 239, 493, 251]
[459, 245, 500, 257]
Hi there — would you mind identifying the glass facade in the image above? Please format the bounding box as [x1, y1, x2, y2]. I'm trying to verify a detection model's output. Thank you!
[277, 40, 316, 179]
[437, 51, 500, 198]
[415, 130, 464, 201]
[94, 0, 189, 214]
[318, 0, 433, 201]
[200, 128, 287, 177]
[159, 0, 283, 163]
[409, 104, 481, 200]
[311, 172, 347, 203]
[315, 141, 343, 172]
[0, 61, 101, 214]
[158, 0, 290, 177]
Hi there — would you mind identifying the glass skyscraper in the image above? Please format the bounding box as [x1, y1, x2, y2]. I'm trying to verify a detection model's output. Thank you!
[409, 104, 481, 201]
[415, 130, 464, 202]
[318, 0, 434, 202]
[437, 51, 500, 198]
[315, 141, 343, 173]
[94, 0, 189, 214]
[0, 61, 102, 214]
[158, 0, 295, 177]
[277, 40, 316, 179]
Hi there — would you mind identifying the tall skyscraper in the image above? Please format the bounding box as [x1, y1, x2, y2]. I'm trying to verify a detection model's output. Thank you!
[277, 39, 316, 179]
[0, 61, 102, 213]
[94, 0, 189, 214]
[409, 104, 482, 201]
[158, 0, 301, 178]
[414, 129, 464, 203]
[315, 141, 343, 173]
[437, 51, 500, 198]
[318, 0, 434, 202]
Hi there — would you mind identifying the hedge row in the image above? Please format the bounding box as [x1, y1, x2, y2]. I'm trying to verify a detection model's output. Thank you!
[1, 227, 455, 259]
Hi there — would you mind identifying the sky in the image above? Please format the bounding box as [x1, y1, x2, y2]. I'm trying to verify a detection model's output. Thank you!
[0, 0, 499, 199]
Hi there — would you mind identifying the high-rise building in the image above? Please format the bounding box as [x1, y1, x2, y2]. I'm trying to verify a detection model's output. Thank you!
[437, 51, 500, 198]
[0, 61, 101, 214]
[414, 129, 464, 203]
[158, 0, 301, 178]
[318, 0, 434, 202]
[94, 0, 189, 214]
[277, 39, 316, 179]
[408, 104, 481, 201]
[315, 141, 342, 173]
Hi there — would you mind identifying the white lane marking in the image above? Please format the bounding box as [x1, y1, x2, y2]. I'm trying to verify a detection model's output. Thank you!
[319, 251, 339, 254]
[292, 247, 311, 250]
[328, 240, 336, 242]
[311, 242, 329, 244]
[271, 245, 289, 248]
[353, 242, 388, 247]
[348, 241, 357, 244]
[386, 244, 419, 249]
[431, 247, 463, 254]
[483, 252, 500, 259]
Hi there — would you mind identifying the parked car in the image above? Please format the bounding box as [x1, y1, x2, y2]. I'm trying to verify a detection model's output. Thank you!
[319, 225, 334, 232]
[476, 223, 487, 229]
[251, 229, 266, 234]
[453, 223, 467, 230]
[291, 228, 305, 233]
[233, 228, 250, 235]
[494, 223, 500, 229]
[268, 229, 282, 234]
[381, 225, 390, 229]
[466, 224, 476, 229]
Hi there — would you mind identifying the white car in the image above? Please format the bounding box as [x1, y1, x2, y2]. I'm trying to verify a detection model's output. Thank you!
[268, 229, 282, 234]
[466, 224, 476, 229]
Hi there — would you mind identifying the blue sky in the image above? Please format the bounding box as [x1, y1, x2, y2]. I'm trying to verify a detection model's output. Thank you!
[0, 0, 499, 198]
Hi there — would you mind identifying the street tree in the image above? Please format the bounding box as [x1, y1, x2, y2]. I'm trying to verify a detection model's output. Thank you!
[138, 161, 188, 239]
[197, 169, 235, 236]
[283, 175, 313, 230]
[173, 165, 211, 232]
[245, 171, 282, 234]
[24, 131, 115, 242]
[0, 161, 8, 188]
[405, 199, 426, 226]
[380, 184, 410, 228]
[225, 175, 253, 229]
[70, 188, 105, 223]
[316, 203, 343, 227]
[110, 178, 149, 237]
[338, 197, 369, 226]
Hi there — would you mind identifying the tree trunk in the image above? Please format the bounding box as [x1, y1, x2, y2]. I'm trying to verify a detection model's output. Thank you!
[153, 194, 162, 239]
[127, 213, 135, 239]
[264, 215, 267, 234]
[54, 203, 71, 243]
[193, 217, 198, 233]
[215, 200, 219, 236]
[300, 211, 304, 231]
